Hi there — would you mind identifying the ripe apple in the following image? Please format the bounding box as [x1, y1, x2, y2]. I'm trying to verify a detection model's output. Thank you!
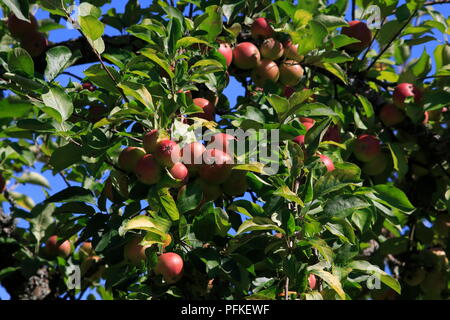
[118, 146, 146, 173]
[199, 148, 233, 184]
[155, 252, 184, 284]
[181, 141, 206, 173]
[81, 255, 105, 283]
[20, 32, 48, 57]
[260, 38, 284, 60]
[79, 241, 93, 260]
[87, 105, 107, 123]
[218, 43, 233, 67]
[45, 235, 72, 258]
[208, 133, 235, 155]
[135, 154, 162, 185]
[362, 152, 389, 176]
[323, 125, 341, 143]
[0, 174, 6, 192]
[283, 41, 304, 62]
[232, 42, 261, 70]
[292, 117, 315, 145]
[82, 82, 96, 92]
[192, 97, 215, 121]
[169, 162, 189, 181]
[379, 103, 405, 126]
[308, 274, 317, 290]
[154, 140, 181, 167]
[251, 17, 274, 39]
[143, 129, 170, 153]
[283, 86, 295, 98]
[393, 83, 422, 108]
[279, 60, 304, 86]
[318, 154, 335, 172]
[222, 170, 248, 196]
[124, 236, 150, 266]
[341, 20, 372, 52]
[353, 134, 381, 162]
[7, 13, 38, 39]
[252, 59, 280, 86]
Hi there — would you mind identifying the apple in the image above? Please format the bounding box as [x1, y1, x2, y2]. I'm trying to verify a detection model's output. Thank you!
[308, 274, 317, 290]
[379, 103, 405, 126]
[260, 38, 284, 60]
[169, 162, 189, 181]
[279, 60, 304, 86]
[323, 125, 341, 143]
[283, 41, 304, 62]
[341, 20, 372, 52]
[181, 141, 206, 173]
[208, 133, 235, 154]
[218, 43, 233, 67]
[232, 42, 261, 70]
[393, 83, 422, 108]
[135, 154, 162, 185]
[118, 146, 146, 173]
[80, 255, 104, 282]
[154, 139, 181, 167]
[143, 129, 170, 153]
[222, 170, 248, 196]
[79, 242, 93, 260]
[192, 97, 215, 121]
[45, 235, 72, 258]
[0, 174, 6, 192]
[104, 174, 129, 203]
[20, 32, 48, 57]
[318, 154, 335, 172]
[7, 13, 38, 39]
[82, 82, 96, 92]
[353, 134, 381, 162]
[199, 148, 233, 184]
[155, 252, 184, 284]
[252, 59, 280, 86]
[87, 105, 107, 123]
[283, 86, 295, 98]
[362, 152, 389, 176]
[251, 17, 274, 39]
[124, 236, 150, 266]
[293, 117, 315, 145]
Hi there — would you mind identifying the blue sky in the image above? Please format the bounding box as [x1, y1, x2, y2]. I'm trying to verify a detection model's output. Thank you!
[1, 0, 449, 300]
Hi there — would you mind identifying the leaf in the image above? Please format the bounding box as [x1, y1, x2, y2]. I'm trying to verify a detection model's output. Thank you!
[295, 103, 337, 117]
[323, 196, 370, 219]
[388, 143, 408, 179]
[235, 217, 284, 235]
[79, 15, 105, 41]
[140, 48, 174, 79]
[348, 260, 401, 294]
[0, 99, 33, 118]
[45, 187, 95, 204]
[49, 143, 82, 172]
[45, 46, 78, 81]
[84, 64, 120, 93]
[175, 37, 211, 49]
[314, 15, 347, 30]
[196, 5, 223, 42]
[356, 94, 374, 119]
[273, 185, 304, 206]
[410, 48, 431, 78]
[8, 48, 34, 76]
[176, 180, 203, 213]
[16, 172, 50, 189]
[307, 239, 334, 263]
[41, 87, 74, 123]
[331, 34, 361, 49]
[319, 63, 348, 84]
[29, 203, 55, 244]
[120, 215, 171, 237]
[157, 187, 180, 221]
[371, 184, 415, 213]
[309, 268, 346, 300]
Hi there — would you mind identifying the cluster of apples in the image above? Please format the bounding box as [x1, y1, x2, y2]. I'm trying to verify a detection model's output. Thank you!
[217, 18, 305, 88]
[7, 13, 48, 57]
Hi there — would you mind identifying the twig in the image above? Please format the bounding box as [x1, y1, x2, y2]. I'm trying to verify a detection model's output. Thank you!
[352, 0, 356, 21]
[62, 72, 84, 81]
[284, 277, 289, 301]
[59, 172, 71, 188]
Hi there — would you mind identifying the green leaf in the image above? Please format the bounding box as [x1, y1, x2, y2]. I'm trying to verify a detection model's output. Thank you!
[120, 215, 171, 238]
[45, 187, 95, 204]
[176, 37, 211, 49]
[236, 217, 284, 235]
[331, 34, 361, 49]
[16, 172, 51, 189]
[176, 180, 203, 213]
[196, 5, 223, 42]
[323, 196, 370, 219]
[41, 87, 74, 123]
[273, 185, 304, 207]
[8, 48, 34, 77]
[309, 268, 346, 300]
[49, 143, 82, 172]
[84, 64, 121, 93]
[388, 143, 408, 179]
[140, 48, 174, 79]
[307, 239, 334, 263]
[45, 46, 78, 81]
[157, 187, 180, 221]
[410, 48, 431, 78]
[0, 99, 33, 118]
[314, 15, 347, 30]
[29, 203, 55, 244]
[79, 15, 105, 41]
[356, 94, 374, 119]
[295, 103, 337, 117]
[371, 184, 415, 213]
[325, 219, 356, 243]
[348, 260, 401, 294]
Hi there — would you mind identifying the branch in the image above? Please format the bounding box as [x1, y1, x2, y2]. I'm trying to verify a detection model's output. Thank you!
[424, 1, 450, 5]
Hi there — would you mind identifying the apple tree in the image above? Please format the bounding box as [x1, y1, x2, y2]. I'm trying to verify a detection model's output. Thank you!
[0, 0, 449, 300]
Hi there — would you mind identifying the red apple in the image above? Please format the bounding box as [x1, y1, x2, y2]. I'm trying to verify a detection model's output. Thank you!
[251, 17, 274, 39]
[135, 154, 162, 185]
[319, 154, 335, 172]
[80, 255, 104, 282]
[218, 42, 233, 67]
[293, 118, 315, 145]
[154, 140, 181, 167]
[353, 134, 381, 162]
[284, 86, 296, 98]
[87, 105, 107, 123]
[252, 59, 280, 86]
[82, 82, 96, 92]
[192, 97, 215, 121]
[323, 125, 341, 143]
[199, 148, 233, 184]
[169, 162, 189, 181]
[379, 103, 405, 126]
[143, 129, 170, 153]
[208, 133, 235, 154]
[283, 41, 304, 62]
[341, 20, 372, 52]
[362, 152, 389, 176]
[260, 38, 284, 60]
[124, 236, 150, 266]
[232, 42, 261, 70]
[155, 252, 184, 284]
[279, 60, 304, 86]
[393, 83, 422, 108]
[45, 235, 72, 258]
[7, 13, 38, 39]
[20, 32, 48, 57]
[79, 242, 93, 260]
[222, 170, 248, 196]
[118, 146, 146, 173]
[308, 274, 317, 290]
[181, 141, 206, 173]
